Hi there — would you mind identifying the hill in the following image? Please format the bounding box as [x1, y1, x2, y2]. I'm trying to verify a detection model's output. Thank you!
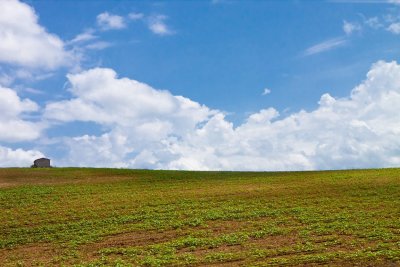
[0, 168, 399, 266]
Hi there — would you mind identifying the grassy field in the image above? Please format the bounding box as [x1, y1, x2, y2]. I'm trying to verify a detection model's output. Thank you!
[0, 168, 399, 266]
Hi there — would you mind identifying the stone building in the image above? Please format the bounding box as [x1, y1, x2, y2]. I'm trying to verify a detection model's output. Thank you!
[33, 158, 51, 168]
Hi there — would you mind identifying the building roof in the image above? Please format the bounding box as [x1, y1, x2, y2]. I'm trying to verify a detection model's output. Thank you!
[34, 158, 50, 162]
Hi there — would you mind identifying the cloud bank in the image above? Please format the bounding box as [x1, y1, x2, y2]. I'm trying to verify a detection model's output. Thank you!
[1, 0, 400, 171]
[0, 146, 44, 167]
[0, 86, 43, 143]
[41, 61, 400, 171]
[97, 12, 126, 31]
[0, 0, 73, 70]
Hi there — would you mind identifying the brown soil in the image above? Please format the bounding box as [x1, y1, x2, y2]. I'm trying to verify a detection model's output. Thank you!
[0, 243, 60, 266]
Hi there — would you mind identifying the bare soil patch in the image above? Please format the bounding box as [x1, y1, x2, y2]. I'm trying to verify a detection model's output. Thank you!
[0, 243, 59, 266]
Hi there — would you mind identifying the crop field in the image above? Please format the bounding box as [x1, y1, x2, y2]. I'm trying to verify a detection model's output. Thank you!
[0, 168, 399, 266]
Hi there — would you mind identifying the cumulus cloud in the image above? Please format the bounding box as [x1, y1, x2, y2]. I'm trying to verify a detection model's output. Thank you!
[0, 86, 43, 142]
[44, 68, 216, 168]
[0, 146, 44, 167]
[343, 20, 361, 35]
[147, 15, 174, 36]
[262, 88, 271, 95]
[43, 61, 400, 171]
[44, 68, 214, 129]
[97, 12, 126, 30]
[166, 61, 400, 170]
[358, 13, 400, 35]
[0, 0, 74, 70]
[364, 17, 383, 29]
[387, 22, 400, 34]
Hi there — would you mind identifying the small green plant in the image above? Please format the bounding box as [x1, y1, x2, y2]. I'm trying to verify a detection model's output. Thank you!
[0, 168, 399, 266]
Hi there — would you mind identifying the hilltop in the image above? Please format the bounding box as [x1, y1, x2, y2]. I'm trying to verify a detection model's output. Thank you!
[0, 168, 399, 266]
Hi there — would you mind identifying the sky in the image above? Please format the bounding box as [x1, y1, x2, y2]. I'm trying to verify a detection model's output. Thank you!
[1, 0, 400, 170]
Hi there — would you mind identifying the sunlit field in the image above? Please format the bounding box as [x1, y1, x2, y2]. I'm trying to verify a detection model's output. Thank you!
[0, 168, 399, 266]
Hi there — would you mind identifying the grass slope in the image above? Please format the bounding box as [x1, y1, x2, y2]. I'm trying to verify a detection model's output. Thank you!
[0, 168, 399, 266]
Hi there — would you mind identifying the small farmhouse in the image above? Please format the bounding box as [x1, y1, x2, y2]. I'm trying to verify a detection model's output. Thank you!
[33, 158, 51, 168]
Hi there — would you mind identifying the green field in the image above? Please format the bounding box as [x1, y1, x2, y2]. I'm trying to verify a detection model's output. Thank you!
[0, 168, 399, 266]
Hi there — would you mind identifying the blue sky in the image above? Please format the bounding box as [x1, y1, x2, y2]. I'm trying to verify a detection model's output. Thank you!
[1, 0, 400, 170]
[27, 0, 395, 112]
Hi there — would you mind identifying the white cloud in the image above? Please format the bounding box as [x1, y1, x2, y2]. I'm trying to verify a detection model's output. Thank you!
[44, 67, 214, 130]
[262, 88, 271, 95]
[44, 61, 400, 171]
[0, 86, 43, 142]
[0, 67, 55, 86]
[303, 38, 347, 56]
[23, 87, 44, 95]
[388, 0, 400, 4]
[44, 68, 215, 168]
[387, 22, 400, 34]
[97, 12, 126, 30]
[343, 20, 361, 35]
[364, 17, 383, 29]
[0, 0, 74, 70]
[171, 61, 400, 170]
[0, 146, 44, 167]
[0, 72, 13, 86]
[128, 12, 144, 21]
[68, 30, 97, 44]
[85, 41, 112, 50]
[148, 15, 174, 36]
